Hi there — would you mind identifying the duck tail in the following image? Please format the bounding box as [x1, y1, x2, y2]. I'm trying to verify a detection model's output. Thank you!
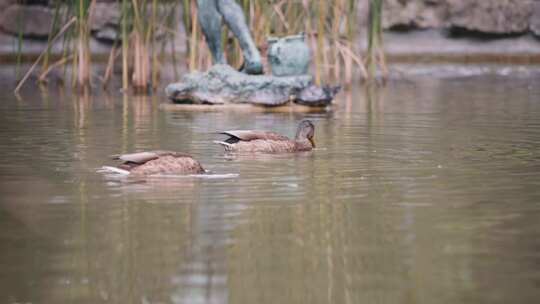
[98, 166, 130, 175]
[213, 140, 233, 150]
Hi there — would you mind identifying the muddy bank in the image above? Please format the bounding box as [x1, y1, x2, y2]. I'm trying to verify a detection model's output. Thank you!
[380, 30, 540, 63]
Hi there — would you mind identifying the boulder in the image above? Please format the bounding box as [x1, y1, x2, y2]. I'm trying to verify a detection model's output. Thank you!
[0, 4, 55, 39]
[530, 1, 540, 37]
[0, 0, 16, 11]
[165, 65, 338, 107]
[381, 0, 537, 35]
[89, 1, 170, 42]
[446, 0, 533, 34]
[382, 0, 448, 30]
[90, 2, 121, 42]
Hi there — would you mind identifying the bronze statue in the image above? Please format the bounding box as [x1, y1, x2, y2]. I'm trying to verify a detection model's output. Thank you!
[166, 2, 341, 107]
[197, 0, 263, 75]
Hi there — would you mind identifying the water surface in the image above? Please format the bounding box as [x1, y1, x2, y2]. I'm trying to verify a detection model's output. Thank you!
[1, 72, 540, 304]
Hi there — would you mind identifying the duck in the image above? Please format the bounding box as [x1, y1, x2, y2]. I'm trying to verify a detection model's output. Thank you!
[214, 120, 315, 153]
[108, 150, 205, 176]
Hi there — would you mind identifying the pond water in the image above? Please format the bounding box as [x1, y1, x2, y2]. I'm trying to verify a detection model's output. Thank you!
[1, 71, 540, 304]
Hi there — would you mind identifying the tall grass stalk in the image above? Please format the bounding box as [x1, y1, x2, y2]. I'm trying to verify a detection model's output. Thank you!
[121, 0, 130, 91]
[367, 0, 387, 81]
[150, 0, 159, 90]
[188, 0, 199, 71]
[102, 45, 118, 89]
[183, 0, 371, 84]
[16, 0, 381, 93]
[15, 12, 24, 82]
[74, 0, 93, 89]
[41, 0, 63, 83]
[14, 17, 76, 94]
[130, 0, 149, 93]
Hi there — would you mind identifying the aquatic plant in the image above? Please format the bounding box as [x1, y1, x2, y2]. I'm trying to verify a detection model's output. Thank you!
[182, 0, 373, 85]
[367, 0, 387, 81]
[14, 0, 383, 94]
[40, 0, 63, 83]
[14, 17, 77, 94]
[118, 0, 180, 93]
[72, 0, 93, 89]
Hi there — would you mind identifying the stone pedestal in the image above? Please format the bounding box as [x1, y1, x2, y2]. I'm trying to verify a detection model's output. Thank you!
[165, 65, 339, 107]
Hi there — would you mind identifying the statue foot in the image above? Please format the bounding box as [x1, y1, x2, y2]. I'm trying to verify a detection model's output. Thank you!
[239, 60, 264, 75]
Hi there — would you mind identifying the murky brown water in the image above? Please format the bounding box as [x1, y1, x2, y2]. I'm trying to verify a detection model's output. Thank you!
[1, 71, 540, 304]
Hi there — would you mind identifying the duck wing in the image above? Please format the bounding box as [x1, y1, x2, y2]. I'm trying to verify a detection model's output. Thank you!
[219, 130, 289, 143]
[110, 151, 203, 175]
[112, 150, 191, 164]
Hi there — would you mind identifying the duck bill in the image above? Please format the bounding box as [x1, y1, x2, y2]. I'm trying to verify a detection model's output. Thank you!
[309, 137, 316, 148]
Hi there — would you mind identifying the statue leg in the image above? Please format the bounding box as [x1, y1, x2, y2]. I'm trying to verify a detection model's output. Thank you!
[217, 0, 263, 74]
[197, 0, 226, 64]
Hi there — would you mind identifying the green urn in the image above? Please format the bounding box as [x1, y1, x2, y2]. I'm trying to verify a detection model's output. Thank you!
[267, 33, 311, 77]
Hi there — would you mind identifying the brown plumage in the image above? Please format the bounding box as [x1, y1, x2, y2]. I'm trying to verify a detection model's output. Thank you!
[215, 120, 316, 153]
[111, 150, 205, 176]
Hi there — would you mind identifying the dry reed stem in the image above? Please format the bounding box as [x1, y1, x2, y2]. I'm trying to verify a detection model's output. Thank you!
[272, 2, 290, 31]
[121, 0, 129, 91]
[23, 0, 376, 92]
[102, 45, 118, 88]
[189, 1, 198, 71]
[76, 0, 95, 89]
[14, 17, 76, 94]
[151, 0, 159, 89]
[39, 55, 72, 83]
[336, 41, 367, 77]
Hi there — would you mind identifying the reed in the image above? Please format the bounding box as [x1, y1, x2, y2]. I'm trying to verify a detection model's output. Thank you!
[41, 0, 63, 83]
[73, 0, 93, 89]
[121, 0, 130, 91]
[125, 0, 181, 93]
[14, 17, 76, 94]
[182, 0, 373, 84]
[15, 0, 384, 93]
[367, 0, 387, 81]
[15, 11, 24, 82]
[130, 0, 150, 93]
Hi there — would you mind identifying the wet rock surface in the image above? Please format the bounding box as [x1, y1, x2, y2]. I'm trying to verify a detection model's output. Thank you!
[0, 4, 56, 38]
[91, 2, 121, 42]
[530, 1, 540, 37]
[382, 0, 448, 29]
[295, 85, 341, 107]
[0, 0, 173, 42]
[165, 65, 338, 107]
[382, 0, 536, 35]
[446, 0, 533, 34]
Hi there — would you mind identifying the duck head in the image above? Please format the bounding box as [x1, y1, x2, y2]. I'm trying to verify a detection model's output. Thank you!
[295, 120, 315, 148]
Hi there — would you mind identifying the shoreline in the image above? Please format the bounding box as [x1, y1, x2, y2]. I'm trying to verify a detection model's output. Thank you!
[2, 30, 539, 64]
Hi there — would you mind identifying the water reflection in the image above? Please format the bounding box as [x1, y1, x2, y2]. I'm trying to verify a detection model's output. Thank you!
[1, 75, 540, 303]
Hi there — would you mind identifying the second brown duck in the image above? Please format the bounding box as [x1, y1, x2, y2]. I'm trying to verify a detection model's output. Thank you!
[214, 120, 315, 153]
[110, 150, 205, 176]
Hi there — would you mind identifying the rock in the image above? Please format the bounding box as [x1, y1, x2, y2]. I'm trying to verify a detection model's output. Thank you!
[446, 0, 534, 34]
[90, 1, 172, 42]
[165, 64, 338, 107]
[0, 0, 16, 12]
[530, 1, 540, 37]
[90, 2, 121, 42]
[0, 4, 56, 39]
[382, 0, 448, 30]
[382, 0, 537, 35]
[295, 85, 341, 107]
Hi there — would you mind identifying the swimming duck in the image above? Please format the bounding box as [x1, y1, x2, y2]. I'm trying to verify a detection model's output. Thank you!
[214, 120, 315, 153]
[109, 151, 205, 175]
